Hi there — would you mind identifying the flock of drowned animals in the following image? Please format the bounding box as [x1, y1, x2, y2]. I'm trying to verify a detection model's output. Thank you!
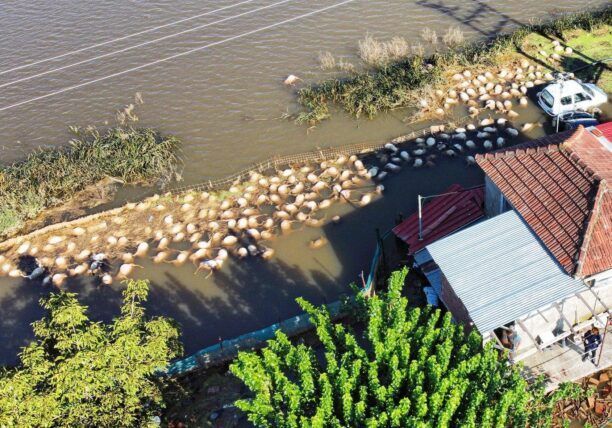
[0, 57, 550, 287]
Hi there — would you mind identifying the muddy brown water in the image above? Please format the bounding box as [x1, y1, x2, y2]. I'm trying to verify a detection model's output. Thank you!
[0, 0, 609, 365]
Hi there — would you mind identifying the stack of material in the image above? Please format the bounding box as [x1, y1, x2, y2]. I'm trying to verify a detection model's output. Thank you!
[553, 369, 611, 426]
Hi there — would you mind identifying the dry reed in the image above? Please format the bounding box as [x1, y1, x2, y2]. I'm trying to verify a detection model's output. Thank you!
[318, 51, 336, 70]
[358, 34, 411, 67]
[443, 26, 465, 47]
[421, 28, 438, 46]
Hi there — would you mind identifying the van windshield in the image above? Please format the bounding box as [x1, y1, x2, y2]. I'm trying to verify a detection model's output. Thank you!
[541, 90, 554, 108]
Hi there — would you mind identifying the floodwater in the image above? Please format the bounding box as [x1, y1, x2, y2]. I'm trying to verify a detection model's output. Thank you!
[0, 0, 608, 365]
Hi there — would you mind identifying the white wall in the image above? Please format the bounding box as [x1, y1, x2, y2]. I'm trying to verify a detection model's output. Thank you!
[514, 281, 611, 352]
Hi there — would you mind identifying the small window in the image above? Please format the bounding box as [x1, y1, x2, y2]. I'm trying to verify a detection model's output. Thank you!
[541, 90, 554, 108]
[574, 92, 592, 102]
[560, 96, 573, 105]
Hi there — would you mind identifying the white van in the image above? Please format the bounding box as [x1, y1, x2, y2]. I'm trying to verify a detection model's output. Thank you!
[537, 79, 607, 116]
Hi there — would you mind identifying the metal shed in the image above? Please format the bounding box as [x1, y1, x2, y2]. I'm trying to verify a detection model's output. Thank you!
[415, 210, 588, 334]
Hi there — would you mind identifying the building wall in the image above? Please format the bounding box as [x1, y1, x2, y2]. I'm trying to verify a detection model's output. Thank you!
[589, 269, 612, 288]
[484, 176, 509, 218]
[439, 273, 475, 331]
[516, 281, 611, 351]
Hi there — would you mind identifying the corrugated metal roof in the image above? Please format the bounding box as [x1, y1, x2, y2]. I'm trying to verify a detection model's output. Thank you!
[424, 210, 587, 333]
[392, 184, 485, 254]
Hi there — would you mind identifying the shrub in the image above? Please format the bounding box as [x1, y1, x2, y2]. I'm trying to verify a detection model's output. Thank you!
[0, 279, 182, 427]
[231, 269, 584, 427]
[0, 126, 181, 238]
[318, 51, 336, 70]
[296, 7, 611, 124]
[443, 26, 465, 47]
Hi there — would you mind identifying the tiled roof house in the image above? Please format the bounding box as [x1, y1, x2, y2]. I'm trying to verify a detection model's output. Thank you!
[476, 125, 612, 280]
[414, 124, 611, 388]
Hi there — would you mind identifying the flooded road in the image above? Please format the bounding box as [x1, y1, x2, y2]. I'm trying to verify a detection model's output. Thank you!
[0, 0, 608, 364]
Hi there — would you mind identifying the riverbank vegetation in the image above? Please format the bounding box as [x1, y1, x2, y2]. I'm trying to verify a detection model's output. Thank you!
[521, 23, 612, 92]
[296, 7, 611, 124]
[0, 126, 181, 239]
[0, 279, 182, 427]
[230, 269, 585, 427]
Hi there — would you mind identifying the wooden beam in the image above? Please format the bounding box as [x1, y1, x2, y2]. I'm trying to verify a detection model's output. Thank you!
[576, 292, 599, 318]
[536, 309, 551, 323]
[553, 302, 576, 333]
[586, 286, 610, 313]
[517, 320, 544, 352]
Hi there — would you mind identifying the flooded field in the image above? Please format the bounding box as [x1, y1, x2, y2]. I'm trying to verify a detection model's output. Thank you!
[0, 0, 609, 364]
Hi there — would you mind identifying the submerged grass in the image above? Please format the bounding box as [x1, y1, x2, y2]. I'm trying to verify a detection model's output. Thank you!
[296, 7, 612, 124]
[0, 126, 181, 238]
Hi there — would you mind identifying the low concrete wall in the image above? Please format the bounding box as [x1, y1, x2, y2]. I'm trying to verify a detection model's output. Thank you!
[167, 301, 345, 376]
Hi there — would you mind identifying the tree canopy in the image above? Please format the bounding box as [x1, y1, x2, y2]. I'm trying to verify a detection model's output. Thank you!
[0, 279, 182, 428]
[231, 268, 580, 427]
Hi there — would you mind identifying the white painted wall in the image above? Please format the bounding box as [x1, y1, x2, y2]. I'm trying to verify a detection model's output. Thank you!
[514, 281, 611, 353]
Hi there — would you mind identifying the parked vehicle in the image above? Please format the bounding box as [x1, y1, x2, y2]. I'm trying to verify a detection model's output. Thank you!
[552, 111, 599, 131]
[536, 74, 608, 116]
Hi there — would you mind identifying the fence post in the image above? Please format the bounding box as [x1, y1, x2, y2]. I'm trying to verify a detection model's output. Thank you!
[376, 228, 387, 282]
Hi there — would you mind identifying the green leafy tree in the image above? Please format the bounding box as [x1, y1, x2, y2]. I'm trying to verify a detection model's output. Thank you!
[231, 268, 581, 427]
[0, 279, 182, 428]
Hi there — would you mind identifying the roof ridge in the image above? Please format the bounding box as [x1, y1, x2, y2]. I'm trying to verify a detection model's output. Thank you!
[574, 179, 608, 278]
[559, 125, 586, 150]
[560, 125, 607, 181]
[475, 129, 574, 163]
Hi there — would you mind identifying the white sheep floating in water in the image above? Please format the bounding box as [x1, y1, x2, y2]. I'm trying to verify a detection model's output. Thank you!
[385, 163, 401, 173]
[384, 143, 398, 153]
[284, 74, 301, 85]
[376, 171, 388, 181]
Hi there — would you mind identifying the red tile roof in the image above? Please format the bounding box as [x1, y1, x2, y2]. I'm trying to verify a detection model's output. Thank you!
[576, 184, 611, 277]
[594, 122, 612, 143]
[392, 184, 485, 254]
[476, 125, 612, 278]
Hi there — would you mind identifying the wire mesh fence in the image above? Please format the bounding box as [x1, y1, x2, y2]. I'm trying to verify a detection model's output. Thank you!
[166, 114, 476, 195]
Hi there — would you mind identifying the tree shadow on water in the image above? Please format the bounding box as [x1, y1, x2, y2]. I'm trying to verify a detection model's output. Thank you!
[0, 274, 126, 366]
[142, 259, 341, 357]
[415, 0, 526, 38]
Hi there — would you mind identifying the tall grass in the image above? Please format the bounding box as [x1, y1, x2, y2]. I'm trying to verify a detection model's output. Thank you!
[442, 26, 464, 47]
[297, 55, 439, 123]
[358, 34, 411, 67]
[296, 7, 611, 124]
[421, 28, 438, 46]
[318, 51, 336, 70]
[0, 127, 181, 238]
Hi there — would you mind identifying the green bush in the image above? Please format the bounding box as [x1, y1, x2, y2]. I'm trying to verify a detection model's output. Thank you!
[0, 126, 181, 238]
[296, 7, 611, 124]
[231, 269, 585, 427]
[0, 279, 182, 427]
